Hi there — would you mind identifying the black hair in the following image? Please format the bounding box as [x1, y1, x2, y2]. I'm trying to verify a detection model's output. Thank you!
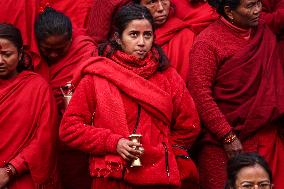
[35, 7, 72, 42]
[225, 152, 272, 189]
[98, 4, 169, 71]
[207, 0, 241, 18]
[0, 23, 32, 72]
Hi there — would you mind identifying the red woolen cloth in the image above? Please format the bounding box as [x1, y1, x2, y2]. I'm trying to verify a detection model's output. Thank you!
[155, 16, 195, 83]
[60, 51, 200, 187]
[87, 0, 130, 43]
[189, 18, 284, 189]
[0, 71, 59, 188]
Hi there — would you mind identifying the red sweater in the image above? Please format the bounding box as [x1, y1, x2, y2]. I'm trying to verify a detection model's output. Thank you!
[188, 18, 252, 141]
[60, 56, 200, 186]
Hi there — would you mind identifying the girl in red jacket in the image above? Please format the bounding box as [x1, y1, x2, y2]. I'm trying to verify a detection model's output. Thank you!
[60, 4, 200, 189]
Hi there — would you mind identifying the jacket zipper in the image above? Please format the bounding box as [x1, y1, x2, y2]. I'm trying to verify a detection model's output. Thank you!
[162, 142, 170, 177]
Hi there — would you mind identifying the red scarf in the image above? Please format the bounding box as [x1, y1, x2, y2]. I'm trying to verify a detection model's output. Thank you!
[213, 22, 284, 139]
[0, 71, 58, 186]
[109, 50, 159, 79]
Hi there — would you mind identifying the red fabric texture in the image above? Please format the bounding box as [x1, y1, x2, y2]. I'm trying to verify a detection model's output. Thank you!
[0, 71, 59, 188]
[261, 0, 284, 35]
[87, 0, 130, 43]
[171, 0, 218, 34]
[60, 51, 200, 187]
[155, 16, 195, 83]
[39, 0, 93, 29]
[189, 18, 284, 189]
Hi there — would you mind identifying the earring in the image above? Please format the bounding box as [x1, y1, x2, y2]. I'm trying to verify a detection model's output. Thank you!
[230, 17, 234, 24]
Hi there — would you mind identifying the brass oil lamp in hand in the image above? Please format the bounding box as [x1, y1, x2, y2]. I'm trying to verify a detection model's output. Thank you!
[129, 134, 144, 167]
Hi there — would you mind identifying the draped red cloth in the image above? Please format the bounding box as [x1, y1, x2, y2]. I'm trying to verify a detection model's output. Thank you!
[49, 31, 97, 116]
[261, 0, 284, 68]
[201, 23, 284, 189]
[40, 0, 94, 29]
[0, 0, 42, 74]
[61, 51, 200, 188]
[155, 16, 195, 83]
[171, 0, 218, 34]
[0, 71, 59, 188]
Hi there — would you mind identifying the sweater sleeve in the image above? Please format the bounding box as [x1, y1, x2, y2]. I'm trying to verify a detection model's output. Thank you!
[59, 76, 123, 155]
[188, 41, 232, 140]
[167, 69, 201, 155]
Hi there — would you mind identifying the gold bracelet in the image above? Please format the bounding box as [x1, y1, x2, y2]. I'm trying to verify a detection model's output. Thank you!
[223, 133, 237, 144]
[4, 165, 15, 179]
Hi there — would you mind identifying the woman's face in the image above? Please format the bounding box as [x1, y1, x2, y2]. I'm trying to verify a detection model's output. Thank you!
[234, 164, 272, 189]
[38, 34, 72, 64]
[229, 0, 262, 29]
[140, 0, 171, 26]
[0, 38, 20, 79]
[118, 19, 154, 59]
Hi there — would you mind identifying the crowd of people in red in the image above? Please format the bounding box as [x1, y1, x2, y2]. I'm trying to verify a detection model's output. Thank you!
[0, 0, 283, 188]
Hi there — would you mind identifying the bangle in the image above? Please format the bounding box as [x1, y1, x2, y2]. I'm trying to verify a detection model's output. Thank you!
[4, 165, 15, 179]
[223, 133, 237, 144]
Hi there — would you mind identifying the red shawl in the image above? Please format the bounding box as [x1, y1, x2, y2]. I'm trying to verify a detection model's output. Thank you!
[49, 31, 97, 115]
[212, 24, 284, 189]
[0, 71, 58, 187]
[171, 0, 218, 34]
[212, 23, 284, 139]
[155, 16, 195, 83]
[73, 52, 173, 125]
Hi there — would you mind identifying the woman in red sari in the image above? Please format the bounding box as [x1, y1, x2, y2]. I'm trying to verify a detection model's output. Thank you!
[34, 7, 96, 189]
[0, 24, 59, 189]
[188, 0, 284, 188]
[60, 4, 200, 189]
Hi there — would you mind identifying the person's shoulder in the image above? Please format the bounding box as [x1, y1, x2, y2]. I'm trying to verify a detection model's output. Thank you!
[21, 71, 50, 88]
[194, 18, 223, 42]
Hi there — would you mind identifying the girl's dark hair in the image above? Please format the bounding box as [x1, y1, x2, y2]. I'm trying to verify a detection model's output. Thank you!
[98, 4, 169, 71]
[225, 153, 272, 189]
[35, 7, 72, 42]
[0, 23, 31, 72]
[208, 0, 241, 17]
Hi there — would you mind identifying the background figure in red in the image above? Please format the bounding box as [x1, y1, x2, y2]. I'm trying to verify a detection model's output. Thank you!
[189, 0, 284, 188]
[35, 7, 97, 189]
[261, 0, 284, 63]
[0, 0, 42, 74]
[0, 23, 60, 189]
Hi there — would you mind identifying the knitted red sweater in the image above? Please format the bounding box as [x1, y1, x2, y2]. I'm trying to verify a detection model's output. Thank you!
[188, 18, 252, 141]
